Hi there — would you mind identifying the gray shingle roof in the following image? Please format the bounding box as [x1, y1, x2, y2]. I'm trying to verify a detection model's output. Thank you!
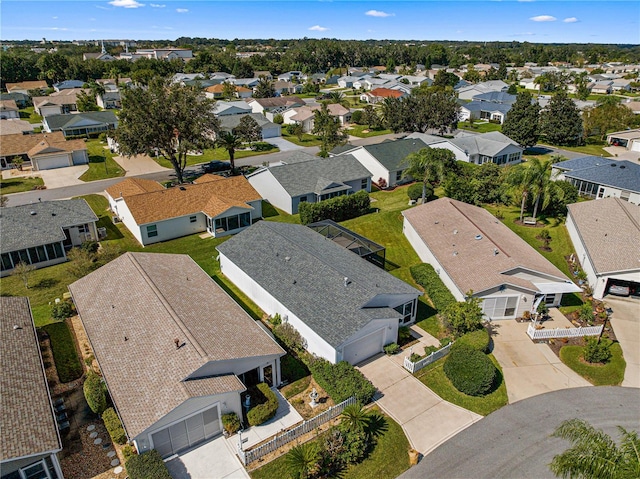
[261, 154, 373, 197]
[0, 199, 98, 254]
[219, 113, 279, 131]
[217, 222, 420, 347]
[563, 159, 640, 193]
[362, 138, 429, 171]
[472, 91, 517, 104]
[461, 101, 512, 115]
[552, 156, 614, 172]
[1, 297, 61, 461]
[45, 111, 118, 131]
[449, 131, 520, 157]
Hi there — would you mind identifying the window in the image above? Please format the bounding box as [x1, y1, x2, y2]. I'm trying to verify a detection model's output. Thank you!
[147, 224, 158, 237]
[361, 178, 368, 190]
[20, 459, 52, 479]
[77, 224, 88, 234]
[482, 296, 519, 319]
[189, 215, 197, 223]
[1, 253, 12, 271]
[620, 190, 630, 202]
[395, 171, 402, 182]
[299, 196, 308, 203]
[394, 300, 415, 324]
[240, 212, 251, 227]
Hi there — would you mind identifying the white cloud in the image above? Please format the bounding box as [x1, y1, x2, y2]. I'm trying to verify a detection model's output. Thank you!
[46, 27, 69, 31]
[108, 0, 144, 8]
[530, 15, 557, 22]
[176, 8, 188, 13]
[563, 17, 578, 23]
[52, 16, 58, 19]
[150, 3, 165, 6]
[308, 25, 329, 32]
[365, 10, 394, 17]
[517, 0, 535, 2]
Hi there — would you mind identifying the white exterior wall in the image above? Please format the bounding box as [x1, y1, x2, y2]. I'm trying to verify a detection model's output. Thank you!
[219, 253, 338, 363]
[248, 169, 294, 214]
[248, 101, 265, 114]
[427, 140, 469, 162]
[597, 185, 640, 206]
[349, 149, 390, 186]
[140, 213, 208, 245]
[476, 285, 535, 319]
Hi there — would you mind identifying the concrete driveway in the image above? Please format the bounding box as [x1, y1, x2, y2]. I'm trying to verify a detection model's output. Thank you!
[266, 137, 304, 152]
[357, 354, 481, 455]
[606, 296, 640, 388]
[113, 153, 170, 176]
[490, 318, 591, 404]
[39, 165, 88, 188]
[166, 435, 249, 479]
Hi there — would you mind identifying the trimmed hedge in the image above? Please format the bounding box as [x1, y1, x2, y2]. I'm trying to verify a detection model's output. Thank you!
[102, 407, 127, 444]
[308, 358, 376, 404]
[410, 264, 457, 311]
[83, 371, 107, 415]
[247, 383, 279, 426]
[444, 345, 496, 397]
[299, 190, 370, 225]
[452, 329, 490, 353]
[125, 450, 172, 479]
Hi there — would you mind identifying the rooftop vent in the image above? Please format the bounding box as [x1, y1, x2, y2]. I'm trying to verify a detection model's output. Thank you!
[51, 212, 56, 216]
[493, 248, 499, 256]
[174, 338, 181, 349]
[475, 234, 482, 240]
[285, 256, 291, 262]
[453, 229, 458, 235]
[611, 164, 617, 167]
[434, 221, 439, 224]
[13, 324, 22, 330]
[179, 186, 186, 191]
[620, 165, 626, 169]
[453, 251, 458, 256]
[29, 211, 37, 215]
[344, 276, 350, 286]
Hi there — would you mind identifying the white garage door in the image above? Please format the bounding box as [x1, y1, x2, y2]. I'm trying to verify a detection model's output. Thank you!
[261, 126, 281, 139]
[342, 329, 385, 365]
[631, 140, 640, 152]
[35, 154, 70, 170]
[151, 405, 221, 458]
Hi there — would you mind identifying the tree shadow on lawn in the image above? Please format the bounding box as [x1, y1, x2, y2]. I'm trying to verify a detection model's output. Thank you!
[96, 216, 124, 240]
[33, 278, 60, 289]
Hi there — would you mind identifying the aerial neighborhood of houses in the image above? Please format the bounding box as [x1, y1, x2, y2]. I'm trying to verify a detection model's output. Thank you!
[1, 35, 639, 479]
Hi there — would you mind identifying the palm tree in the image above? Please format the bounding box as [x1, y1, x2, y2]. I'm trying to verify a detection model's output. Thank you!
[340, 403, 369, 432]
[328, 91, 349, 108]
[550, 418, 640, 479]
[402, 148, 456, 203]
[215, 132, 242, 172]
[285, 442, 320, 479]
[507, 158, 557, 222]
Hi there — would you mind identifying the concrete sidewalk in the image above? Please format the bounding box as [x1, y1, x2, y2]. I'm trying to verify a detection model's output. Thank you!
[358, 354, 481, 455]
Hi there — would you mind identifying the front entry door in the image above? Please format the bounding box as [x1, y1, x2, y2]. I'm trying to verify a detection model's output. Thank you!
[262, 364, 273, 386]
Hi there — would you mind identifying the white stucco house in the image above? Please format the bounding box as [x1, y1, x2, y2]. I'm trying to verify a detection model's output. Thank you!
[69, 252, 285, 459]
[217, 222, 421, 365]
[402, 198, 581, 319]
[105, 175, 263, 246]
[566, 198, 640, 300]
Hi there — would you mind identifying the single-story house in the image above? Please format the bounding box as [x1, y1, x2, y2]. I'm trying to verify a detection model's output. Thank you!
[33, 88, 84, 117]
[218, 113, 281, 139]
[246, 151, 372, 214]
[410, 131, 523, 165]
[353, 77, 389, 91]
[282, 104, 351, 132]
[213, 100, 253, 117]
[0, 131, 88, 170]
[231, 78, 259, 89]
[106, 175, 262, 246]
[623, 101, 640, 115]
[402, 198, 581, 319]
[218, 222, 421, 365]
[590, 81, 613, 95]
[53, 79, 85, 91]
[203, 83, 226, 99]
[96, 91, 121, 109]
[519, 78, 541, 91]
[246, 97, 305, 116]
[69, 252, 285, 459]
[472, 91, 517, 105]
[337, 76, 361, 88]
[607, 129, 640, 151]
[0, 119, 35, 136]
[551, 156, 640, 205]
[0, 99, 19, 119]
[338, 138, 429, 188]
[360, 87, 407, 104]
[456, 80, 509, 101]
[43, 111, 118, 137]
[458, 101, 512, 124]
[0, 297, 64, 479]
[273, 81, 303, 96]
[566, 198, 640, 300]
[5, 80, 48, 95]
[612, 79, 633, 92]
[0, 199, 98, 277]
[0, 92, 30, 108]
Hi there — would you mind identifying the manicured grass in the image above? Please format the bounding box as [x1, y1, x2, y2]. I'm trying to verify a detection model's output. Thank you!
[458, 122, 502, 133]
[559, 292, 584, 316]
[19, 106, 43, 124]
[0, 176, 44, 194]
[153, 147, 278, 169]
[539, 142, 612, 158]
[42, 321, 83, 383]
[281, 131, 323, 147]
[79, 139, 125, 182]
[346, 124, 393, 138]
[559, 343, 625, 386]
[415, 354, 508, 416]
[281, 376, 311, 399]
[415, 298, 443, 338]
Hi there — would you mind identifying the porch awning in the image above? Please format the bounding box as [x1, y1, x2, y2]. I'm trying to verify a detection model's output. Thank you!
[533, 281, 582, 294]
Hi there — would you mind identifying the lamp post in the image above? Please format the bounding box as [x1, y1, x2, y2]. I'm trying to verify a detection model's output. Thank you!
[104, 151, 108, 175]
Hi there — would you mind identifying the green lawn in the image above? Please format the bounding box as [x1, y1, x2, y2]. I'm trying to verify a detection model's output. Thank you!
[458, 122, 503, 133]
[78, 139, 125, 182]
[281, 131, 323, 147]
[346, 124, 393, 138]
[19, 106, 43, 124]
[415, 354, 509, 416]
[539, 143, 612, 158]
[0, 176, 45, 194]
[559, 343, 626, 386]
[153, 147, 278, 169]
[42, 321, 83, 383]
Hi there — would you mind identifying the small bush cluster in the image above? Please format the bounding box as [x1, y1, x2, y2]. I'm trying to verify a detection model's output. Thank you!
[222, 412, 241, 434]
[307, 358, 376, 404]
[410, 264, 457, 311]
[407, 183, 434, 202]
[251, 141, 276, 152]
[397, 326, 412, 346]
[83, 371, 107, 414]
[441, 298, 484, 337]
[298, 190, 370, 225]
[122, 444, 136, 462]
[383, 343, 399, 355]
[247, 383, 279, 426]
[583, 337, 613, 364]
[443, 345, 496, 396]
[102, 407, 127, 444]
[281, 354, 309, 383]
[452, 329, 490, 353]
[125, 450, 172, 479]
[51, 301, 74, 321]
[578, 303, 595, 325]
[273, 322, 307, 352]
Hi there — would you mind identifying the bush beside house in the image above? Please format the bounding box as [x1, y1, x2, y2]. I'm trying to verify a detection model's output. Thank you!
[452, 329, 490, 353]
[83, 371, 107, 414]
[307, 358, 376, 404]
[125, 450, 172, 479]
[299, 190, 370, 225]
[410, 264, 457, 311]
[102, 407, 127, 444]
[247, 383, 279, 426]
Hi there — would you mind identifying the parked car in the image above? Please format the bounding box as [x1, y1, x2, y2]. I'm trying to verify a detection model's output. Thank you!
[608, 284, 630, 296]
[202, 160, 230, 174]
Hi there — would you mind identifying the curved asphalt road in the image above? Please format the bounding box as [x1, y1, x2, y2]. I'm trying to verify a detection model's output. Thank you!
[399, 387, 640, 479]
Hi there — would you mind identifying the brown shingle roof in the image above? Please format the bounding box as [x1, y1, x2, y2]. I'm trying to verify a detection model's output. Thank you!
[0, 119, 34, 135]
[567, 198, 640, 274]
[0, 297, 61, 461]
[33, 89, 85, 108]
[250, 96, 305, 108]
[370, 88, 404, 98]
[0, 99, 18, 111]
[403, 198, 573, 295]
[111, 176, 261, 225]
[0, 131, 86, 158]
[5, 80, 48, 92]
[69, 252, 284, 438]
[105, 177, 165, 199]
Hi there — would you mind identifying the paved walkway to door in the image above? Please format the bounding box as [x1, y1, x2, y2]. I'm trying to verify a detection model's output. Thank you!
[358, 354, 482, 455]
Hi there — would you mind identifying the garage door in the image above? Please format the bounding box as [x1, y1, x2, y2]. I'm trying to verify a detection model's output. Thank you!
[342, 329, 385, 365]
[631, 140, 640, 152]
[35, 154, 70, 170]
[151, 405, 221, 458]
[261, 126, 281, 139]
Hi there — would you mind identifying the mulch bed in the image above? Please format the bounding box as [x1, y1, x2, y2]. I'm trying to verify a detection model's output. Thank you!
[288, 377, 335, 420]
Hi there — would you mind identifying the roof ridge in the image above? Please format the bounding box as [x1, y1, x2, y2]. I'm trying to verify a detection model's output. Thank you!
[126, 253, 208, 358]
[616, 197, 640, 231]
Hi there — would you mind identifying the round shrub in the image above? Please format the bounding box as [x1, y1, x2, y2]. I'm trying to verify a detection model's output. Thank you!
[83, 371, 107, 414]
[351, 110, 363, 124]
[443, 345, 496, 396]
[453, 329, 490, 353]
[51, 301, 74, 321]
[583, 337, 613, 364]
[407, 183, 434, 202]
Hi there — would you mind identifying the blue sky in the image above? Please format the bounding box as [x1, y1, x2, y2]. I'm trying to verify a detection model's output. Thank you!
[1, 1, 638, 44]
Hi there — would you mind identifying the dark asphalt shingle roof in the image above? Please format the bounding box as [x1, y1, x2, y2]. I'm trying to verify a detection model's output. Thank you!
[461, 101, 512, 115]
[362, 138, 429, 171]
[217, 222, 420, 347]
[552, 156, 615, 172]
[330, 143, 359, 155]
[472, 91, 517, 104]
[219, 113, 279, 131]
[562, 159, 640, 193]
[45, 111, 118, 131]
[0, 199, 98, 254]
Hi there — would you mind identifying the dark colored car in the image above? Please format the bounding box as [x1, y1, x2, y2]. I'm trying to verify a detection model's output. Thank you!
[201, 160, 231, 174]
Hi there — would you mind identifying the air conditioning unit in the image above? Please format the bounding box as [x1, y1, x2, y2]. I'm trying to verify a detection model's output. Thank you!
[112, 216, 121, 224]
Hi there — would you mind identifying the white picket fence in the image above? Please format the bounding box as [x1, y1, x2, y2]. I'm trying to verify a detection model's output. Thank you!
[237, 396, 356, 466]
[403, 342, 453, 374]
[527, 323, 603, 340]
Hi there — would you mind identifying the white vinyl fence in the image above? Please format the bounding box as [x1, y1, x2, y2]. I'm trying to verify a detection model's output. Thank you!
[527, 323, 603, 340]
[237, 396, 356, 466]
[403, 342, 453, 374]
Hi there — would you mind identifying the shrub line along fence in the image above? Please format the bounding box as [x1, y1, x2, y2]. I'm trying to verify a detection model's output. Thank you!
[526, 323, 603, 340]
[403, 342, 453, 374]
[237, 396, 356, 466]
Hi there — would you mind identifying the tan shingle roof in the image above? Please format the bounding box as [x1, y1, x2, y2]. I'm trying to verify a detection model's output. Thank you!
[0, 297, 61, 461]
[0, 131, 86, 158]
[0, 119, 34, 135]
[33, 89, 85, 108]
[403, 198, 573, 295]
[5, 80, 48, 92]
[105, 177, 165, 199]
[69, 252, 284, 438]
[0, 99, 18, 111]
[111, 176, 261, 225]
[567, 198, 640, 274]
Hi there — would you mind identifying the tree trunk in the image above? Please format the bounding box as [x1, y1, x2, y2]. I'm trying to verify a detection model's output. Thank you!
[519, 191, 527, 223]
[421, 181, 427, 204]
[170, 155, 184, 184]
[229, 150, 235, 172]
[532, 194, 541, 220]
